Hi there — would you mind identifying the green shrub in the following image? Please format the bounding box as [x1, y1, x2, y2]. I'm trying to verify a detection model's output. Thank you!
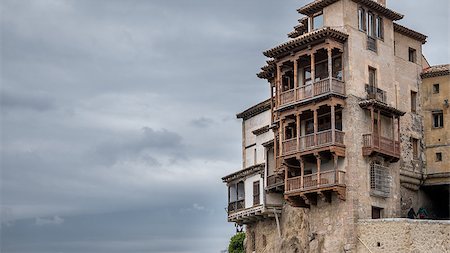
[228, 232, 245, 253]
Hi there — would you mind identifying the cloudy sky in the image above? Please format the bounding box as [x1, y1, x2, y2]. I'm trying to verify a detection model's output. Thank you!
[1, 0, 448, 252]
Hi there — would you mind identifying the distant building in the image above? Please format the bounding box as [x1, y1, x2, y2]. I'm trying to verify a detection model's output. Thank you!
[420, 64, 450, 219]
[223, 0, 449, 252]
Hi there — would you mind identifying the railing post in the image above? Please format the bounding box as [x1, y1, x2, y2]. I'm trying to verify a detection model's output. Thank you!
[331, 104, 336, 143]
[296, 113, 301, 152]
[300, 158, 304, 189]
[314, 107, 318, 147]
[334, 153, 338, 184]
[315, 153, 321, 187]
[328, 47, 333, 92]
[279, 119, 284, 156]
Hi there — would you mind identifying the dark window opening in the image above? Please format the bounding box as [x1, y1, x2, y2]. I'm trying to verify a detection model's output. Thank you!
[253, 181, 260, 206]
[332, 56, 343, 80]
[411, 91, 417, 112]
[433, 112, 444, 128]
[285, 122, 297, 140]
[369, 67, 377, 88]
[372, 206, 383, 219]
[436, 152, 442, 162]
[376, 16, 383, 39]
[409, 47, 417, 63]
[433, 84, 440, 94]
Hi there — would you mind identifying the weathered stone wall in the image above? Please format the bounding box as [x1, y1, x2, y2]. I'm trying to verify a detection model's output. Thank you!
[356, 219, 450, 253]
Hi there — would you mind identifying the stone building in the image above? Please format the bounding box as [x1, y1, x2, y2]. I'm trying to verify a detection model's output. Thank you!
[222, 0, 450, 252]
[420, 64, 450, 219]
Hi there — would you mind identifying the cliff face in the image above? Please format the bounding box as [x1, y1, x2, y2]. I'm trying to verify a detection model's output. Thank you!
[246, 205, 311, 253]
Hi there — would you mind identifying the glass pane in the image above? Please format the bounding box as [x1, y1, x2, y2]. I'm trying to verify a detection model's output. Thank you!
[333, 56, 343, 80]
[313, 14, 323, 30]
[315, 61, 328, 80]
[237, 182, 245, 200]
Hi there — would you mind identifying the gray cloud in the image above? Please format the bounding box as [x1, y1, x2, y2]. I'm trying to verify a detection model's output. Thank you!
[1, 0, 448, 252]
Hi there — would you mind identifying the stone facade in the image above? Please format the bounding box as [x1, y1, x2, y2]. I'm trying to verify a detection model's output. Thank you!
[223, 0, 449, 252]
[357, 219, 450, 253]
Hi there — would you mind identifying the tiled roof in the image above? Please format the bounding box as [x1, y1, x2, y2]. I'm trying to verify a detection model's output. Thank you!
[394, 23, 427, 44]
[297, 0, 340, 16]
[421, 64, 450, 79]
[221, 163, 264, 183]
[359, 99, 406, 116]
[351, 0, 403, 20]
[263, 27, 348, 59]
[236, 98, 271, 120]
[297, 0, 403, 21]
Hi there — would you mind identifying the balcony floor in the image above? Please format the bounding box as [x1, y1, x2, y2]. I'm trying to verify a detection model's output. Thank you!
[228, 204, 283, 224]
[285, 185, 346, 208]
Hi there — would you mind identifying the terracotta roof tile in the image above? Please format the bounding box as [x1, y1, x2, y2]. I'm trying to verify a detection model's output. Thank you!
[421, 64, 450, 79]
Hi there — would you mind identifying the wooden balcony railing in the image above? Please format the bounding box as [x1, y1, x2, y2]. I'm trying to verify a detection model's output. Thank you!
[363, 133, 400, 158]
[281, 129, 345, 156]
[365, 84, 387, 103]
[278, 78, 345, 107]
[267, 174, 284, 189]
[228, 199, 245, 213]
[286, 170, 346, 193]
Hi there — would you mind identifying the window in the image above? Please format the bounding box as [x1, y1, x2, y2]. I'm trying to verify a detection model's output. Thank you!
[376, 16, 383, 39]
[433, 111, 444, 128]
[436, 152, 442, 162]
[332, 56, 343, 80]
[303, 66, 312, 85]
[372, 206, 383, 219]
[369, 67, 377, 87]
[367, 12, 375, 37]
[312, 13, 323, 30]
[412, 138, 419, 159]
[254, 148, 257, 165]
[285, 122, 297, 140]
[315, 61, 328, 81]
[433, 84, 440, 94]
[409, 48, 417, 63]
[411, 91, 417, 112]
[370, 162, 390, 197]
[358, 8, 366, 31]
[253, 181, 260, 206]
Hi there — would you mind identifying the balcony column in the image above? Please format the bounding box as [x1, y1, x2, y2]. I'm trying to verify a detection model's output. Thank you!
[300, 158, 304, 189]
[378, 109, 381, 148]
[315, 153, 321, 187]
[313, 107, 318, 146]
[392, 115, 396, 153]
[279, 119, 284, 156]
[331, 104, 336, 143]
[397, 116, 400, 142]
[296, 113, 301, 152]
[371, 106, 374, 146]
[277, 64, 282, 107]
[284, 165, 288, 192]
[294, 59, 298, 100]
[311, 52, 316, 94]
[328, 47, 333, 91]
[333, 153, 338, 184]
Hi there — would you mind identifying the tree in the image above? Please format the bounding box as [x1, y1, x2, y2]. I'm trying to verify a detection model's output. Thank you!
[228, 232, 245, 253]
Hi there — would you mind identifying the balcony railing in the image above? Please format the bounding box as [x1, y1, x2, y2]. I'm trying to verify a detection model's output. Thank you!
[228, 199, 245, 213]
[281, 129, 345, 156]
[366, 84, 386, 103]
[286, 170, 346, 193]
[267, 174, 284, 189]
[279, 78, 345, 107]
[367, 36, 377, 52]
[363, 133, 400, 158]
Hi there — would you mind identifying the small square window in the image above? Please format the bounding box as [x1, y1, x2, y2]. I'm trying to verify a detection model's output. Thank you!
[433, 84, 440, 94]
[372, 206, 383, 219]
[409, 48, 417, 63]
[436, 152, 442, 162]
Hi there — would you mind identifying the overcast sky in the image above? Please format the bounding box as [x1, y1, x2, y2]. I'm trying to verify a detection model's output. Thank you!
[1, 0, 448, 252]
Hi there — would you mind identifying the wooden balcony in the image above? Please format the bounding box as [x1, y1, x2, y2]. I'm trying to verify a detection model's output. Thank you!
[363, 133, 400, 162]
[266, 174, 284, 191]
[365, 84, 386, 103]
[228, 199, 245, 213]
[285, 170, 346, 207]
[279, 78, 345, 108]
[281, 129, 345, 157]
